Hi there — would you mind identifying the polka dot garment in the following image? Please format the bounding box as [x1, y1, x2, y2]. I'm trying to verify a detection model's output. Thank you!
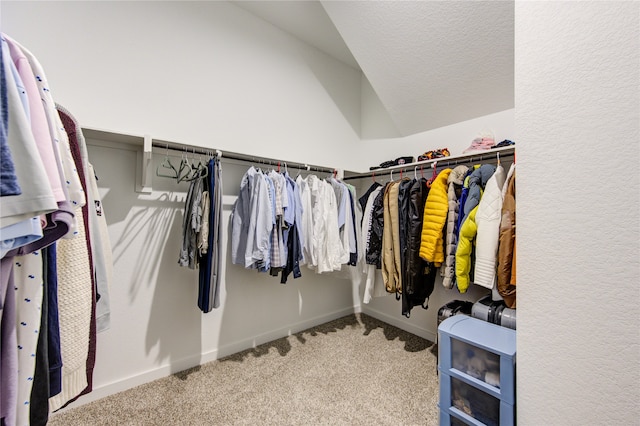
[14, 251, 43, 426]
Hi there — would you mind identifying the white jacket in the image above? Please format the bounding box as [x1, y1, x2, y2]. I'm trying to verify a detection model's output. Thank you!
[360, 186, 385, 303]
[473, 164, 506, 289]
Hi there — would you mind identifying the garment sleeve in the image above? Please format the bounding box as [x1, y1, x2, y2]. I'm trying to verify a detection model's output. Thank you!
[455, 205, 479, 294]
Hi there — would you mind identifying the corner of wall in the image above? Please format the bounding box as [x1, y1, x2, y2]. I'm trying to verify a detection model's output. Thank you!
[360, 75, 402, 140]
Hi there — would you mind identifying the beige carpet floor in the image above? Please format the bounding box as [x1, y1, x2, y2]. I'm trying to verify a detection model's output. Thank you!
[49, 313, 440, 425]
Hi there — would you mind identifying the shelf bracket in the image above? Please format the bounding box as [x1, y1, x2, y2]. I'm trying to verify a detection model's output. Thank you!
[135, 134, 153, 193]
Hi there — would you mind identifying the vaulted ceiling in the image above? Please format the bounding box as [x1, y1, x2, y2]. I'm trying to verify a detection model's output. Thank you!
[233, 1, 514, 137]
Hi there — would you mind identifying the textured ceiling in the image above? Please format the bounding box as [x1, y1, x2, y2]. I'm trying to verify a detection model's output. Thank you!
[232, 1, 514, 137]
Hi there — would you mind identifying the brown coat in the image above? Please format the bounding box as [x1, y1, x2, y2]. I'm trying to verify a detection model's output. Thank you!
[497, 170, 516, 308]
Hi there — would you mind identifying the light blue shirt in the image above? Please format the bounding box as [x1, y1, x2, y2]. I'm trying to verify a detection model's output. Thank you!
[0, 217, 43, 258]
[231, 167, 274, 271]
[329, 178, 348, 229]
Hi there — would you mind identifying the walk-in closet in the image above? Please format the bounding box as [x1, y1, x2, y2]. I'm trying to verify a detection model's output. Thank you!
[1, 1, 638, 425]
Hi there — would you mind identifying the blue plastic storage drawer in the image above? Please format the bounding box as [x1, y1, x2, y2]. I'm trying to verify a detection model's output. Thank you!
[438, 316, 516, 405]
[438, 315, 516, 425]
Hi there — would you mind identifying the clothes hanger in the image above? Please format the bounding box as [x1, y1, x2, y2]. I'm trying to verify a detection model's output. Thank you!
[185, 163, 208, 181]
[297, 164, 310, 178]
[185, 151, 209, 181]
[427, 161, 438, 187]
[176, 149, 192, 183]
[156, 144, 179, 179]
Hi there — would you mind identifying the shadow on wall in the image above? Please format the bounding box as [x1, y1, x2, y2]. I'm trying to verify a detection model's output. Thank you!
[110, 193, 184, 300]
[141, 190, 203, 369]
[295, 41, 361, 139]
[95, 145, 203, 372]
[216, 188, 307, 351]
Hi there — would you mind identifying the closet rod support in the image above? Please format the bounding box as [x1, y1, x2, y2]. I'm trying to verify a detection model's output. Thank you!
[136, 134, 154, 193]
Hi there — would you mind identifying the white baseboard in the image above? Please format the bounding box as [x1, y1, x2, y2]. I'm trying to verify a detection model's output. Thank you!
[360, 305, 438, 343]
[56, 305, 359, 412]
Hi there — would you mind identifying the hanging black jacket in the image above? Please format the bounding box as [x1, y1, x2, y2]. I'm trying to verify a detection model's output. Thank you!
[358, 182, 382, 215]
[402, 178, 436, 317]
[398, 178, 413, 291]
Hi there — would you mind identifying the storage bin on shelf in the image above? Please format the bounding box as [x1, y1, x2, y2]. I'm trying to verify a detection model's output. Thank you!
[438, 315, 516, 426]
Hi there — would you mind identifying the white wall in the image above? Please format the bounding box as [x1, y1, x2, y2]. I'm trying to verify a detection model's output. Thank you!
[2, 0, 363, 408]
[354, 107, 515, 172]
[360, 76, 402, 140]
[516, 2, 640, 424]
[1, 1, 362, 170]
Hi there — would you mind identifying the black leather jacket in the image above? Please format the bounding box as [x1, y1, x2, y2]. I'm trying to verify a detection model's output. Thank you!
[398, 178, 413, 291]
[402, 178, 436, 317]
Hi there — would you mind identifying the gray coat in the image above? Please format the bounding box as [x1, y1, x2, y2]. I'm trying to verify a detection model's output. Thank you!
[442, 165, 469, 289]
[461, 163, 496, 223]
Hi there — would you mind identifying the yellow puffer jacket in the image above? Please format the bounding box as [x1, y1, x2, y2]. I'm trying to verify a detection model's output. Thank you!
[419, 169, 452, 266]
[455, 205, 479, 293]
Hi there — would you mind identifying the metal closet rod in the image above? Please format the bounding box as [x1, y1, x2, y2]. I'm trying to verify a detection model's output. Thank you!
[152, 141, 335, 174]
[342, 147, 515, 181]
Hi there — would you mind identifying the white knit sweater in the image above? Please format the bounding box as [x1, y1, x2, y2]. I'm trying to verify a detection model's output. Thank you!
[49, 207, 92, 411]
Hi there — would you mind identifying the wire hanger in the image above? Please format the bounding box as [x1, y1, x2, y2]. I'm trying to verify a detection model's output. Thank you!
[185, 150, 209, 181]
[156, 144, 179, 179]
[176, 148, 192, 183]
[186, 163, 208, 181]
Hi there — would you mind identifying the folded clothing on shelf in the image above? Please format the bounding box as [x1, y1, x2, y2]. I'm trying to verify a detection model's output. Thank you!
[491, 139, 515, 149]
[369, 156, 415, 170]
[463, 135, 495, 153]
[418, 148, 450, 161]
